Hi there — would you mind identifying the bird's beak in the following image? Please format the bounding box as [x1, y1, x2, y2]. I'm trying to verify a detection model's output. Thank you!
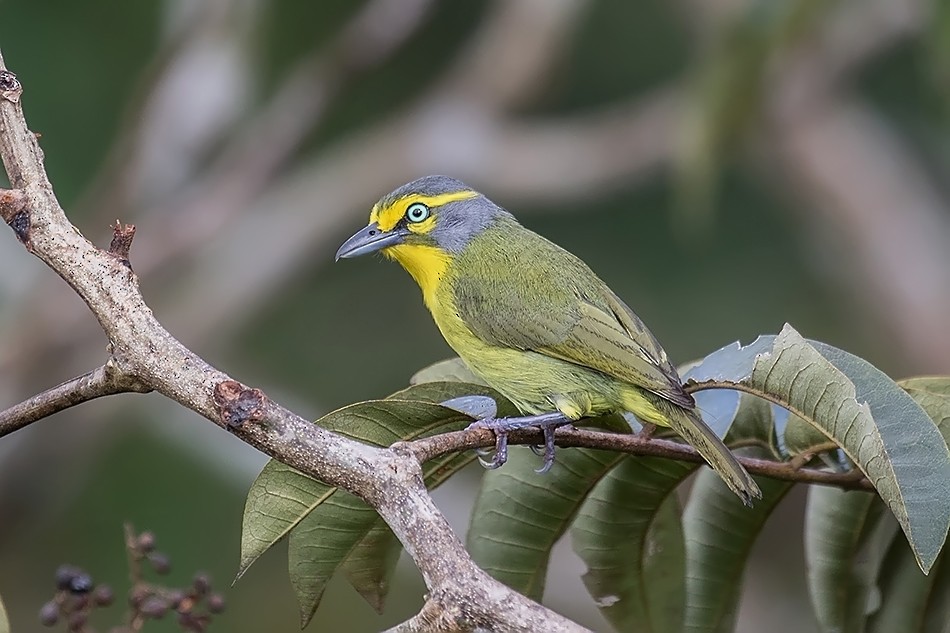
[335, 223, 407, 261]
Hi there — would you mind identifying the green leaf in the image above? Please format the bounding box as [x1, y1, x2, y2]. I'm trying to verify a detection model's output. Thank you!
[680, 346, 745, 439]
[411, 357, 485, 386]
[571, 456, 695, 633]
[340, 523, 403, 613]
[688, 324, 950, 572]
[724, 392, 780, 455]
[867, 535, 945, 633]
[240, 397, 472, 575]
[240, 457, 334, 579]
[289, 485, 380, 624]
[240, 382, 514, 624]
[781, 411, 834, 456]
[805, 487, 898, 633]
[683, 460, 793, 633]
[808, 341, 950, 572]
[468, 448, 625, 599]
[900, 377, 950, 444]
[0, 593, 8, 633]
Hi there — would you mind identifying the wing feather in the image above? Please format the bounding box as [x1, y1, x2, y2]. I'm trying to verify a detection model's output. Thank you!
[537, 298, 694, 407]
[452, 229, 693, 408]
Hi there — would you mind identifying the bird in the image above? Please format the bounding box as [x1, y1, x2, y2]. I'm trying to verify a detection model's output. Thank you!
[336, 175, 761, 504]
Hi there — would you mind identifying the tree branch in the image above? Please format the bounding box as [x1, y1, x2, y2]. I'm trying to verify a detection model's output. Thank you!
[384, 598, 467, 633]
[0, 50, 586, 633]
[0, 362, 150, 439]
[401, 426, 872, 491]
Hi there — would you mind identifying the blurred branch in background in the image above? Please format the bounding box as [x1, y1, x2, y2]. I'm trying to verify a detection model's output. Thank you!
[0, 0, 948, 629]
[678, 0, 949, 371]
[1, 0, 439, 381]
[763, 0, 950, 371]
[4, 0, 941, 382]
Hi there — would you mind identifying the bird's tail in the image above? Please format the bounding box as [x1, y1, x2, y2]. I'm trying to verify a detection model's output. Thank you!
[659, 400, 762, 506]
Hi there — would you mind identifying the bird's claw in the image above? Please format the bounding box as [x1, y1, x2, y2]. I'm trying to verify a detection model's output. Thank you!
[475, 428, 509, 469]
[467, 413, 570, 473]
[534, 424, 558, 474]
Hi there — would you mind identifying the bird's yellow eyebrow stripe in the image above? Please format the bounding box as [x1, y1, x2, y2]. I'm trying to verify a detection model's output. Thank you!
[371, 190, 478, 232]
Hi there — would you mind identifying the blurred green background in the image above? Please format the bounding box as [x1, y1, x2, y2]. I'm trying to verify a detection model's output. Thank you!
[0, 0, 948, 631]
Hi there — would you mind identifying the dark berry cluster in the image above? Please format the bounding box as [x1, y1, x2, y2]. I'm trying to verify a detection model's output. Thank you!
[38, 565, 114, 631]
[127, 572, 226, 632]
[38, 526, 225, 632]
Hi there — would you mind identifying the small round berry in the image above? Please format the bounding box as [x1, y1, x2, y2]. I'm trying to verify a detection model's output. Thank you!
[54, 565, 79, 590]
[93, 584, 115, 607]
[139, 596, 169, 619]
[166, 589, 186, 610]
[192, 573, 211, 596]
[176, 595, 195, 614]
[147, 552, 171, 575]
[68, 573, 94, 594]
[207, 593, 226, 614]
[39, 601, 59, 626]
[136, 531, 156, 553]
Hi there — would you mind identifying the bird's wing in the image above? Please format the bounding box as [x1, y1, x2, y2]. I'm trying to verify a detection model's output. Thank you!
[546, 291, 694, 408]
[453, 263, 693, 408]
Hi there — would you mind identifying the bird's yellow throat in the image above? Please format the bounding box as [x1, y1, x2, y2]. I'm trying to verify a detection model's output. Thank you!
[384, 244, 452, 308]
[373, 189, 476, 305]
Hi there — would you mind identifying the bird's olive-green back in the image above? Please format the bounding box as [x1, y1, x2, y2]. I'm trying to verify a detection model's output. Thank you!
[450, 217, 693, 408]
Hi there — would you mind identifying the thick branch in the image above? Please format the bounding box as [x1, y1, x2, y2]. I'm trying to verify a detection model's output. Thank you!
[0, 50, 585, 633]
[0, 362, 150, 439]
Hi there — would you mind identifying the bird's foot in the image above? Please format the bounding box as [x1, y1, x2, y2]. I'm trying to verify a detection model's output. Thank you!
[438, 397, 573, 472]
[465, 412, 572, 474]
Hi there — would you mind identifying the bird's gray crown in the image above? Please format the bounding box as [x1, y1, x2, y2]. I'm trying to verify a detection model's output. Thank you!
[383, 174, 472, 203]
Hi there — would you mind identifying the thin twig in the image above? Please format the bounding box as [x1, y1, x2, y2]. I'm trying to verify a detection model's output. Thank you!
[400, 426, 872, 491]
[786, 441, 842, 470]
[0, 362, 150, 439]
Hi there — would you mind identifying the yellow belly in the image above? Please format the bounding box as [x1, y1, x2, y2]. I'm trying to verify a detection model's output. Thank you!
[429, 285, 667, 424]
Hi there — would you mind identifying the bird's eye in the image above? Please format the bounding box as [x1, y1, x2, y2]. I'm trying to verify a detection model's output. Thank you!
[406, 202, 430, 223]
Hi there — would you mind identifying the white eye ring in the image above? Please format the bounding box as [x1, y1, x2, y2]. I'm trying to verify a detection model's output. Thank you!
[406, 202, 430, 223]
